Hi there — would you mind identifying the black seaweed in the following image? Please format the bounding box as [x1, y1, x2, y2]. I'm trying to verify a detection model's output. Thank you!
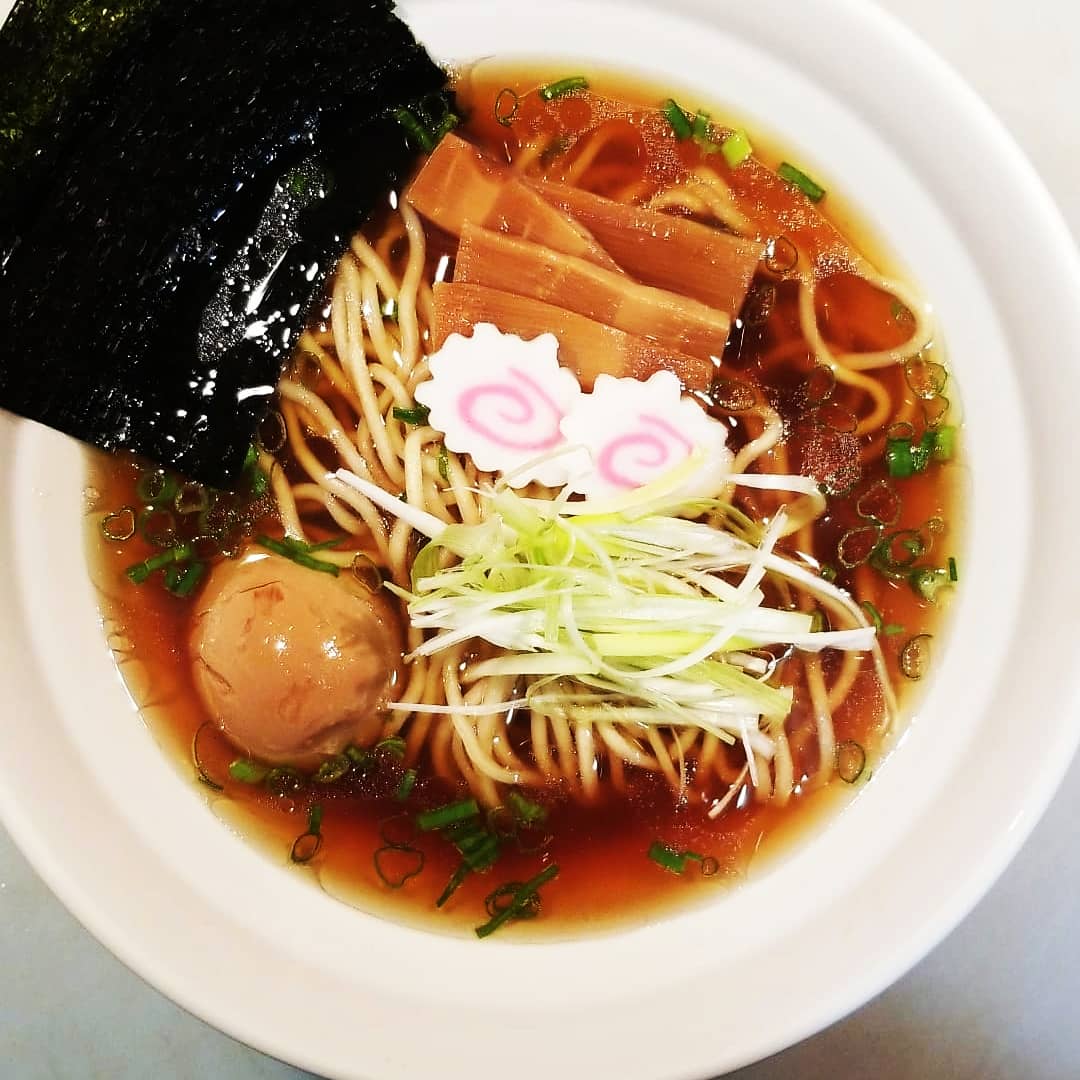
[0, 0, 446, 486]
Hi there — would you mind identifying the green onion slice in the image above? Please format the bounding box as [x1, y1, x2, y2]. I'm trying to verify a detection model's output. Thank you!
[313, 754, 351, 784]
[683, 851, 721, 877]
[934, 425, 957, 461]
[437, 444, 451, 484]
[662, 98, 693, 140]
[836, 740, 867, 783]
[394, 107, 436, 152]
[903, 356, 949, 400]
[474, 864, 559, 938]
[416, 799, 481, 832]
[777, 161, 826, 202]
[125, 543, 194, 585]
[351, 553, 383, 593]
[395, 768, 418, 802]
[922, 394, 950, 429]
[484, 881, 541, 920]
[494, 87, 520, 126]
[871, 530, 927, 577]
[191, 722, 224, 792]
[164, 559, 206, 598]
[648, 840, 689, 874]
[861, 600, 884, 633]
[375, 735, 407, 760]
[392, 403, 430, 426]
[256, 534, 340, 576]
[909, 566, 950, 602]
[900, 633, 932, 680]
[885, 437, 915, 478]
[948, 556, 959, 582]
[174, 482, 211, 516]
[720, 128, 752, 168]
[135, 470, 179, 506]
[228, 758, 269, 784]
[855, 479, 901, 526]
[837, 525, 881, 569]
[506, 790, 547, 826]
[374, 844, 425, 888]
[539, 75, 588, 101]
[435, 862, 471, 908]
[100, 507, 137, 542]
[290, 831, 322, 864]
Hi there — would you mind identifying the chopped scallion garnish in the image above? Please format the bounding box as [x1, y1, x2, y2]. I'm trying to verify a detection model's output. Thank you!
[909, 566, 950, 602]
[100, 507, 136, 542]
[720, 128, 752, 168]
[393, 107, 436, 152]
[392, 403, 430, 426]
[506, 790, 547, 826]
[290, 804, 324, 864]
[836, 741, 866, 783]
[934, 425, 957, 461]
[163, 558, 206, 597]
[900, 633, 932, 680]
[861, 600, 884, 633]
[647, 840, 689, 874]
[395, 768, 417, 802]
[474, 864, 559, 938]
[374, 843, 425, 889]
[948, 556, 959, 582]
[375, 735, 407, 760]
[125, 543, 193, 585]
[416, 799, 480, 832]
[256, 533, 340, 576]
[228, 758, 269, 784]
[662, 98, 693, 140]
[777, 161, 826, 202]
[538, 75, 588, 101]
[494, 87, 520, 126]
[191, 722, 224, 792]
[313, 754, 351, 784]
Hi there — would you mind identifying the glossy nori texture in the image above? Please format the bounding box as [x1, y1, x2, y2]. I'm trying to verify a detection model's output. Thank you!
[0, 0, 445, 486]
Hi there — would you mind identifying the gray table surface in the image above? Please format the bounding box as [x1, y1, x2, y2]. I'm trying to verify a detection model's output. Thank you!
[4, 2, 1079, 1077]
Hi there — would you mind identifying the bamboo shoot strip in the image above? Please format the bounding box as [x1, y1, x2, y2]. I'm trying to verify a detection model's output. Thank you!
[529, 179, 763, 316]
[454, 224, 731, 361]
[432, 282, 714, 392]
[404, 133, 620, 271]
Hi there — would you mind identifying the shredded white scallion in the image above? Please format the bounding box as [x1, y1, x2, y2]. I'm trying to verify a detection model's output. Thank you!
[336, 465, 881, 756]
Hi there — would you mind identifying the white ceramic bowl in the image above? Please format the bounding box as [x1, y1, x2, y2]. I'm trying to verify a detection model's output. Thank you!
[3, 1, 1080, 1077]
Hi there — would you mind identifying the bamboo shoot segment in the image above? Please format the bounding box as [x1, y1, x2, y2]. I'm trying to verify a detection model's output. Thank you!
[404, 133, 619, 270]
[454, 223, 730, 361]
[432, 282, 714, 392]
[530, 179, 763, 315]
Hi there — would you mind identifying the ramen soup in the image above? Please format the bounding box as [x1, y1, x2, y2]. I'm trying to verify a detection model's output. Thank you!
[89, 65, 963, 938]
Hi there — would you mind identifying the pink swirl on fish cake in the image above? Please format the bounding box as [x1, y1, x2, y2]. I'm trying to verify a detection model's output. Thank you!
[457, 365, 566, 452]
[596, 413, 694, 489]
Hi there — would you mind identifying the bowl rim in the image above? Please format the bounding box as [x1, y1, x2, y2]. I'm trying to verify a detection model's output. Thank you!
[3, 0, 1080, 1077]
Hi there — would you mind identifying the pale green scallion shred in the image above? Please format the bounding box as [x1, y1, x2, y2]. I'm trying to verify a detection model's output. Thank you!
[347, 467, 878, 751]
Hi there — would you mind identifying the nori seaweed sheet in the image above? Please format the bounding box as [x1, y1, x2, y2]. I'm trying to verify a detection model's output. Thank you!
[0, 0, 446, 486]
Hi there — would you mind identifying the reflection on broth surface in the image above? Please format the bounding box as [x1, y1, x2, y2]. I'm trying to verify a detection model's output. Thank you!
[89, 64, 963, 937]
